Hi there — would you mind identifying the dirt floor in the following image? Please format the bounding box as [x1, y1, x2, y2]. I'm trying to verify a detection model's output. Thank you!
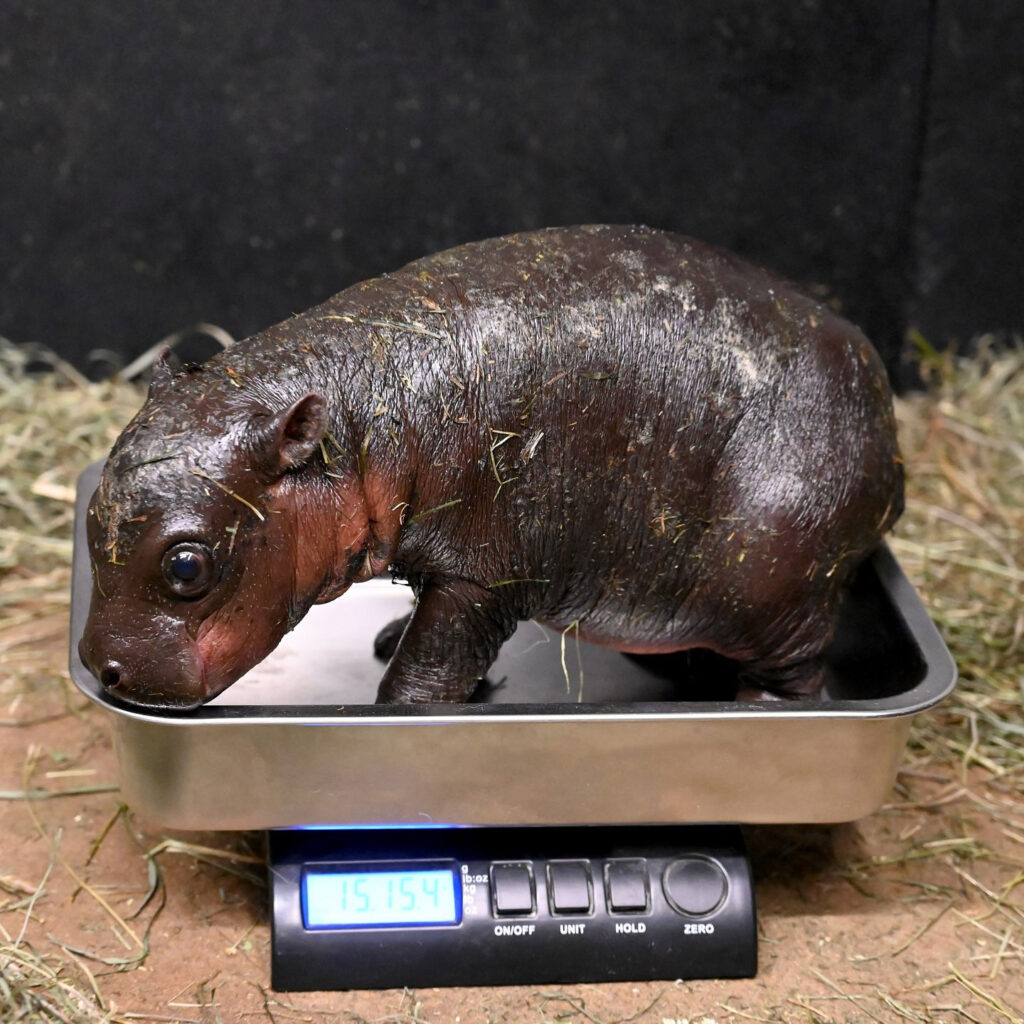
[1, 344, 1023, 1022]
[2, 662, 1023, 1024]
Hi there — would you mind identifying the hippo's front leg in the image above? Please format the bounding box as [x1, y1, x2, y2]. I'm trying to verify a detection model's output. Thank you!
[375, 580, 518, 703]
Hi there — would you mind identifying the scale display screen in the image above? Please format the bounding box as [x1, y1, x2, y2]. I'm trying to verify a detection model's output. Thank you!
[302, 865, 460, 928]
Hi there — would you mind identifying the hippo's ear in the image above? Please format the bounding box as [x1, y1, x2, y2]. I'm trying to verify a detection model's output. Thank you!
[261, 393, 328, 475]
[147, 345, 181, 399]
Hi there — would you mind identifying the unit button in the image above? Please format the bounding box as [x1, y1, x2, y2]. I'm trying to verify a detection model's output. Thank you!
[663, 858, 728, 916]
[605, 859, 649, 912]
[491, 863, 535, 915]
[547, 861, 592, 914]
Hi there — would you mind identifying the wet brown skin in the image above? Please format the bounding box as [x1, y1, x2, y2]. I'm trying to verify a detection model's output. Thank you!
[79, 225, 903, 709]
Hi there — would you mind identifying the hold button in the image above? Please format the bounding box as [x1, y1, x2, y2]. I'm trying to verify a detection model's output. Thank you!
[663, 858, 727, 916]
[605, 859, 649, 912]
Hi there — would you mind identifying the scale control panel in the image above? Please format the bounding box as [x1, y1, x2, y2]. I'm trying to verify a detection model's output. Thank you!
[270, 825, 755, 990]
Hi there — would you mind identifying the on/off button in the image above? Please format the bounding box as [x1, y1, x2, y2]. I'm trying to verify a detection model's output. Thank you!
[491, 863, 535, 916]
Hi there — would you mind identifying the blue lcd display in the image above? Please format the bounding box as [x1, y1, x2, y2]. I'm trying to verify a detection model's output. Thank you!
[303, 867, 460, 928]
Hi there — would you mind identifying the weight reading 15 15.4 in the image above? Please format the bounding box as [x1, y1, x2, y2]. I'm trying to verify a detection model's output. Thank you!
[303, 868, 460, 928]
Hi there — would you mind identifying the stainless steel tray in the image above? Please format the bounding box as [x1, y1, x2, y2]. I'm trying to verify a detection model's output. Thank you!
[69, 462, 955, 829]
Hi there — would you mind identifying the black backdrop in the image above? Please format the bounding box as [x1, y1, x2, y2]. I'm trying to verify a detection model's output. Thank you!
[2, 1, 1021, 385]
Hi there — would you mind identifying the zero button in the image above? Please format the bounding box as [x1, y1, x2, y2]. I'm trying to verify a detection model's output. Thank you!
[663, 858, 727, 917]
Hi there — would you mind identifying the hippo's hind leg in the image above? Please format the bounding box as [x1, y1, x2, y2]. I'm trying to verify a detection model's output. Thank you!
[700, 521, 851, 700]
[714, 561, 843, 702]
[373, 613, 412, 661]
[735, 656, 827, 701]
[375, 579, 518, 703]
[731, 591, 839, 701]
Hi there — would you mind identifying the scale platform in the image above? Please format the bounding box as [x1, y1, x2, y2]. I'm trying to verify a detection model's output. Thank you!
[68, 462, 955, 989]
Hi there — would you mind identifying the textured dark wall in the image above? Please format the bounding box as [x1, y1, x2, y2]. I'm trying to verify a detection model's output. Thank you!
[1, 1, 1019, 380]
[907, 1, 1024, 356]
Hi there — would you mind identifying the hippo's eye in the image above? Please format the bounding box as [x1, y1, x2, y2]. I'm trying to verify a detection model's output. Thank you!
[161, 543, 216, 598]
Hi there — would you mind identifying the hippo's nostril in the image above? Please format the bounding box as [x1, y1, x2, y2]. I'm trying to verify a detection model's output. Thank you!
[99, 664, 123, 690]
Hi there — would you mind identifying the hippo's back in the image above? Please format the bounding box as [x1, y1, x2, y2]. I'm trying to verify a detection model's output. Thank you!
[360, 227, 903, 639]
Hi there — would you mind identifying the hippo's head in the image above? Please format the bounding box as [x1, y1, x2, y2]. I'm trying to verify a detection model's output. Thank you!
[78, 353, 368, 710]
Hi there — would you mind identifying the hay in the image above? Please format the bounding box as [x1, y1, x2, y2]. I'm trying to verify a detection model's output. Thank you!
[0, 341, 145, 1022]
[891, 341, 1024, 790]
[1, 940, 117, 1023]
[0, 339, 143, 577]
[0, 341, 142, 728]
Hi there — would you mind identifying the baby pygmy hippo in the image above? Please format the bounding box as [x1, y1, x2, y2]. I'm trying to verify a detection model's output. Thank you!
[79, 225, 903, 709]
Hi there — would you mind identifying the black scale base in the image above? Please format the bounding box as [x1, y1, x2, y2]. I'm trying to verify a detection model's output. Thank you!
[269, 824, 756, 990]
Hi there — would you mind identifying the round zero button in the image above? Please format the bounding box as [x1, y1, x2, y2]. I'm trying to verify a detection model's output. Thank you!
[662, 858, 728, 916]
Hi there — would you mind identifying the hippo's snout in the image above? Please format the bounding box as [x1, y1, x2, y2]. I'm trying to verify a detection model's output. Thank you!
[77, 635, 109, 688]
[77, 631, 208, 711]
[93, 653, 126, 691]
[77, 642, 134, 698]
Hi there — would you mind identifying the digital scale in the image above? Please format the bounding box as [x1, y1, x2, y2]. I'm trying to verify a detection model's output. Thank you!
[270, 825, 754, 989]
[68, 462, 955, 990]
